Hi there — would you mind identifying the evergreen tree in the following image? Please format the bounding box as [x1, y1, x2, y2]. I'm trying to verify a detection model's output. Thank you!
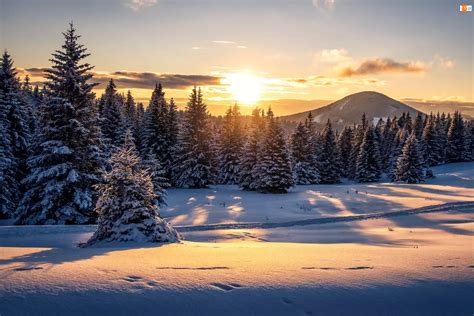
[394, 132, 424, 183]
[84, 130, 179, 245]
[253, 108, 294, 193]
[239, 108, 264, 190]
[218, 104, 244, 184]
[348, 114, 368, 179]
[446, 111, 467, 162]
[172, 87, 214, 188]
[387, 128, 408, 180]
[0, 51, 31, 208]
[123, 90, 137, 130]
[101, 79, 125, 151]
[413, 112, 424, 140]
[291, 118, 319, 184]
[422, 114, 442, 167]
[337, 125, 352, 177]
[355, 126, 381, 183]
[0, 123, 15, 218]
[318, 119, 340, 184]
[16, 23, 104, 224]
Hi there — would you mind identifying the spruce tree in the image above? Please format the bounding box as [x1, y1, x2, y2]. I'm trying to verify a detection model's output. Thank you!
[318, 119, 340, 184]
[394, 132, 424, 183]
[291, 120, 319, 184]
[337, 125, 352, 178]
[0, 124, 15, 218]
[355, 126, 381, 183]
[16, 23, 104, 225]
[348, 114, 368, 179]
[101, 79, 125, 151]
[172, 87, 214, 188]
[218, 104, 244, 184]
[85, 130, 179, 245]
[239, 108, 264, 190]
[0, 51, 31, 214]
[422, 114, 442, 167]
[253, 108, 294, 193]
[446, 111, 467, 162]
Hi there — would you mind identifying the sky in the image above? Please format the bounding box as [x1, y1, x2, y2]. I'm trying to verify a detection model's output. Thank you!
[1, 0, 473, 115]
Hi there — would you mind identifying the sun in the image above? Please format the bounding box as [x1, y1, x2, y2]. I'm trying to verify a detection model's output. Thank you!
[223, 73, 263, 105]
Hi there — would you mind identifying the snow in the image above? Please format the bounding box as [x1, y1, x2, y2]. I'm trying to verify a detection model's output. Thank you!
[1, 162, 473, 315]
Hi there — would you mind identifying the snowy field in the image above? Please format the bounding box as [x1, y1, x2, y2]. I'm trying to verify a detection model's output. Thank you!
[1, 162, 473, 315]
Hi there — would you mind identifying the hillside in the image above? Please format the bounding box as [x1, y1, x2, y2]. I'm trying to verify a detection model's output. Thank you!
[282, 91, 421, 130]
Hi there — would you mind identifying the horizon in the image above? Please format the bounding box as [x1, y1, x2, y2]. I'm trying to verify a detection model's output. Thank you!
[1, 0, 473, 116]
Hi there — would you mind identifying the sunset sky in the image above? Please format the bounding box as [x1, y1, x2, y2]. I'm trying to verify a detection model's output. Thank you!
[1, 0, 472, 115]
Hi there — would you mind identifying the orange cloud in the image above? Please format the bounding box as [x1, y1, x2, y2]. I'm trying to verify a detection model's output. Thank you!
[340, 58, 426, 77]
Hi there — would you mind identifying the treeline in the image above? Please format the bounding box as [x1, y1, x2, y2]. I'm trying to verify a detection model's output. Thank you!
[1, 24, 473, 225]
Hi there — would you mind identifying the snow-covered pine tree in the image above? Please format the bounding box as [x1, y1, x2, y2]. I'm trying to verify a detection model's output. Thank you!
[380, 117, 395, 171]
[218, 104, 244, 184]
[253, 108, 294, 193]
[141, 84, 174, 175]
[337, 125, 352, 178]
[394, 132, 424, 183]
[291, 119, 319, 184]
[422, 114, 442, 167]
[318, 119, 340, 184]
[141, 152, 170, 206]
[101, 79, 126, 151]
[0, 123, 15, 218]
[446, 111, 467, 162]
[355, 126, 381, 183]
[348, 113, 368, 179]
[16, 23, 105, 225]
[84, 130, 179, 245]
[386, 127, 408, 181]
[413, 112, 424, 140]
[163, 97, 180, 178]
[123, 90, 137, 129]
[0, 51, 31, 206]
[239, 107, 264, 190]
[172, 87, 214, 188]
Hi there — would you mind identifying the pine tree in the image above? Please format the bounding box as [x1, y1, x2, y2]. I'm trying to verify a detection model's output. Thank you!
[239, 108, 264, 190]
[16, 23, 104, 225]
[101, 79, 125, 151]
[337, 125, 352, 178]
[348, 114, 367, 179]
[394, 132, 424, 183]
[387, 128, 408, 180]
[0, 123, 15, 218]
[84, 130, 179, 245]
[141, 152, 170, 206]
[0, 51, 32, 216]
[446, 112, 467, 162]
[421, 114, 442, 167]
[355, 126, 381, 183]
[318, 119, 340, 184]
[123, 90, 137, 129]
[291, 119, 319, 184]
[218, 104, 244, 184]
[413, 112, 424, 140]
[172, 87, 214, 188]
[253, 108, 294, 193]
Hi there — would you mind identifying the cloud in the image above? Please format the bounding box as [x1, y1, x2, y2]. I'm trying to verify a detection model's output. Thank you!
[312, 0, 335, 11]
[340, 58, 426, 77]
[18, 68, 223, 90]
[212, 40, 236, 45]
[313, 48, 352, 68]
[433, 54, 455, 69]
[92, 71, 222, 89]
[124, 0, 157, 11]
[237, 45, 247, 49]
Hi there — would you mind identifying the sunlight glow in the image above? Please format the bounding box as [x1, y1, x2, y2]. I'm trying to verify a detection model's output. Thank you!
[223, 73, 263, 105]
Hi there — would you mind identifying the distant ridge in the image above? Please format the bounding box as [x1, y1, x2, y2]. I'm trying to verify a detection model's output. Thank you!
[281, 91, 421, 130]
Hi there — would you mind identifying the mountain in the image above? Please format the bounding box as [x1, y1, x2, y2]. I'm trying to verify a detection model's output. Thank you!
[281, 91, 421, 130]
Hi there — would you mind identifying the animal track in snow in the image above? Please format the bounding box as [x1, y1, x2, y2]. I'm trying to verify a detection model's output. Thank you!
[209, 282, 244, 291]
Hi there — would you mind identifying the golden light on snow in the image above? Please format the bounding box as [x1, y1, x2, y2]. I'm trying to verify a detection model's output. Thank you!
[222, 72, 263, 105]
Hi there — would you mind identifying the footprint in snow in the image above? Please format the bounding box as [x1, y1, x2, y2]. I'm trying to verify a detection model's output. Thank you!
[281, 297, 294, 305]
[210, 282, 243, 291]
[345, 266, 373, 270]
[13, 266, 43, 271]
[123, 275, 143, 282]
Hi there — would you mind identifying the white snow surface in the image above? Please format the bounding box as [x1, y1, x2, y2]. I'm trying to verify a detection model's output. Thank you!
[0, 162, 473, 315]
